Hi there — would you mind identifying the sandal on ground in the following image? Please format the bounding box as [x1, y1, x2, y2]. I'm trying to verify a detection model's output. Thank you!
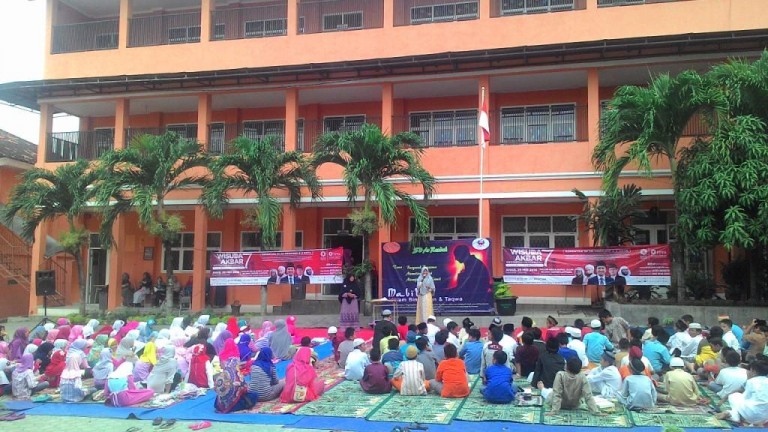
[153, 417, 163, 426]
[160, 419, 177, 429]
[0, 413, 26, 421]
[125, 427, 141, 432]
[188, 421, 211, 430]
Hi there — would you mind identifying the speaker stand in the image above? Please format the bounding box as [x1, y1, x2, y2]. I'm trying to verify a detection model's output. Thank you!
[34, 294, 55, 329]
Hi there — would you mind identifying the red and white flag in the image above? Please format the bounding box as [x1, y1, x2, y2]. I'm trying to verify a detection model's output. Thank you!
[479, 88, 490, 147]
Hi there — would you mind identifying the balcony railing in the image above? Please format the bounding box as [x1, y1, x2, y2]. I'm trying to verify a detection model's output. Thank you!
[124, 128, 164, 145]
[598, 0, 680, 6]
[211, 2, 288, 40]
[394, 0, 480, 26]
[491, 0, 585, 17]
[51, 19, 119, 54]
[298, 0, 383, 34]
[46, 130, 115, 162]
[129, 11, 202, 47]
[207, 123, 286, 154]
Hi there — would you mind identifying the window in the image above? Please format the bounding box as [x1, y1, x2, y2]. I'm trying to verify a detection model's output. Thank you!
[409, 110, 476, 147]
[599, 100, 610, 137]
[296, 119, 306, 151]
[166, 124, 198, 139]
[213, 23, 226, 40]
[244, 19, 287, 37]
[410, 2, 478, 24]
[162, 232, 222, 272]
[502, 216, 577, 248]
[323, 115, 365, 133]
[93, 128, 115, 157]
[241, 231, 304, 252]
[168, 26, 201, 43]
[501, 0, 575, 15]
[298, 16, 305, 34]
[242, 120, 285, 147]
[95, 33, 118, 49]
[208, 123, 225, 154]
[322, 12, 363, 31]
[500, 104, 576, 144]
[409, 217, 478, 241]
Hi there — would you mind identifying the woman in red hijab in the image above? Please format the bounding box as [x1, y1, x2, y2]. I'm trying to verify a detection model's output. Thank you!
[218, 339, 239, 363]
[226, 317, 240, 338]
[187, 344, 214, 388]
[280, 346, 325, 402]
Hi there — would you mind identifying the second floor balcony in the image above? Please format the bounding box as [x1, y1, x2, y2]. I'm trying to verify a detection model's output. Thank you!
[52, 19, 119, 54]
[46, 130, 114, 162]
[129, 11, 202, 47]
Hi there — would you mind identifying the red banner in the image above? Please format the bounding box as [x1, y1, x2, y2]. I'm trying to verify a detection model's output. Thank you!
[209, 248, 344, 286]
[503, 245, 671, 286]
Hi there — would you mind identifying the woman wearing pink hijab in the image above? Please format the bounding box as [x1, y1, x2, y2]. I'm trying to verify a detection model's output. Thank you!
[286, 316, 299, 343]
[280, 347, 325, 402]
[68, 325, 84, 342]
[173, 337, 190, 377]
[45, 329, 60, 344]
[115, 321, 139, 342]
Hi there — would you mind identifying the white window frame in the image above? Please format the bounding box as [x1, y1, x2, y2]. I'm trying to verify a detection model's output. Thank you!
[323, 115, 366, 134]
[322, 11, 363, 32]
[501, 215, 578, 249]
[168, 25, 201, 43]
[241, 231, 304, 252]
[241, 119, 286, 143]
[166, 123, 198, 139]
[162, 232, 222, 272]
[501, 0, 575, 15]
[499, 103, 576, 144]
[244, 18, 287, 38]
[410, 1, 479, 24]
[409, 109, 477, 147]
[408, 216, 479, 241]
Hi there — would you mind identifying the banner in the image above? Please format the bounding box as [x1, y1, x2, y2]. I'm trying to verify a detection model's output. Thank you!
[502, 245, 671, 285]
[381, 238, 494, 314]
[209, 248, 344, 286]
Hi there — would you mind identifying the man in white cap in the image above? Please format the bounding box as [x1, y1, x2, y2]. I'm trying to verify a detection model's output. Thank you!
[344, 338, 370, 381]
[443, 318, 454, 328]
[659, 356, 700, 406]
[681, 323, 702, 361]
[426, 316, 440, 345]
[583, 319, 614, 366]
[373, 309, 398, 349]
[587, 351, 622, 397]
[565, 326, 589, 366]
[328, 326, 341, 363]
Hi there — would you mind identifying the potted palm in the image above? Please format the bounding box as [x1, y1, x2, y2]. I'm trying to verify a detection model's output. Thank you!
[493, 278, 518, 316]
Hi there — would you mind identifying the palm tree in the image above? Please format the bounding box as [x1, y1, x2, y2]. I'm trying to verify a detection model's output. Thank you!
[592, 70, 709, 301]
[202, 136, 321, 316]
[95, 132, 209, 309]
[2, 160, 97, 315]
[573, 184, 645, 247]
[313, 123, 436, 312]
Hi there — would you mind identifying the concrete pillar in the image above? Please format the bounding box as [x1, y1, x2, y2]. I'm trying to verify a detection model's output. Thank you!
[285, 89, 298, 151]
[375, 209, 392, 300]
[29, 222, 48, 315]
[45, 0, 56, 56]
[38, 103, 53, 164]
[381, 83, 394, 135]
[287, 0, 298, 35]
[200, 0, 213, 43]
[480, 0, 491, 19]
[114, 99, 130, 150]
[586, 0, 598, 10]
[119, 0, 132, 49]
[197, 94, 212, 150]
[192, 206, 208, 311]
[384, 0, 394, 28]
[587, 68, 601, 145]
[107, 216, 125, 310]
[480, 199, 492, 240]
[282, 205, 296, 250]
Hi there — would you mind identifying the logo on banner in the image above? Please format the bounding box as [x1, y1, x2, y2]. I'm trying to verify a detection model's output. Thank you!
[472, 238, 490, 251]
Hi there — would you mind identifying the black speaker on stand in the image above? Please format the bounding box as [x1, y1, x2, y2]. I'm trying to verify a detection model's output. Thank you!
[35, 270, 56, 328]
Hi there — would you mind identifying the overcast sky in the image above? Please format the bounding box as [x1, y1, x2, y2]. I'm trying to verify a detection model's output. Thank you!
[0, 1, 77, 144]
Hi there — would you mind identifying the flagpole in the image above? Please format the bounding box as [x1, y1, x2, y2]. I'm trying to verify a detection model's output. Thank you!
[479, 86, 486, 239]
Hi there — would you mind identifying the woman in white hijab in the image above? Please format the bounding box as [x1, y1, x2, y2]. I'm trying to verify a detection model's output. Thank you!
[415, 266, 436, 324]
[110, 320, 125, 338]
[169, 317, 186, 340]
[211, 322, 227, 342]
[105, 361, 154, 407]
[82, 319, 100, 338]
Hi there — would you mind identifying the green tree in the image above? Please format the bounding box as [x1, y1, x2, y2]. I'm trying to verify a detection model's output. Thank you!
[202, 136, 321, 316]
[2, 160, 97, 315]
[593, 70, 709, 301]
[574, 184, 645, 247]
[312, 123, 435, 312]
[676, 52, 768, 300]
[95, 132, 208, 309]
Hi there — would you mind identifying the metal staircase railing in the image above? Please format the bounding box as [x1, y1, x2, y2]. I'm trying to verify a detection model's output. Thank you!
[0, 225, 67, 306]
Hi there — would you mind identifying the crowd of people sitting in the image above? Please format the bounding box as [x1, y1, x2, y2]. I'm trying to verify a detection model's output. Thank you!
[0, 309, 766, 426]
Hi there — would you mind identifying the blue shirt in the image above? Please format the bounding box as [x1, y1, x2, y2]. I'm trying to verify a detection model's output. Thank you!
[459, 340, 484, 374]
[583, 332, 614, 363]
[731, 324, 743, 342]
[482, 364, 516, 404]
[558, 347, 578, 362]
[643, 339, 672, 372]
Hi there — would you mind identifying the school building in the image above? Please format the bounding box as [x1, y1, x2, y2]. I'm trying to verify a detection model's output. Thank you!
[0, 0, 765, 315]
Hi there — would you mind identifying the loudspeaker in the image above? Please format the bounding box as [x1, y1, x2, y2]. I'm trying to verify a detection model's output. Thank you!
[35, 270, 56, 296]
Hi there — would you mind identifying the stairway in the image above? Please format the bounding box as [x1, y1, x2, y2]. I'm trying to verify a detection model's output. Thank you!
[0, 225, 66, 306]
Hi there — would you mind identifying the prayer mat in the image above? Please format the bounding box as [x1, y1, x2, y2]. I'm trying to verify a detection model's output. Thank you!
[628, 410, 732, 429]
[542, 407, 632, 428]
[295, 380, 393, 417]
[456, 382, 541, 424]
[366, 394, 464, 425]
[641, 403, 713, 415]
[699, 384, 731, 410]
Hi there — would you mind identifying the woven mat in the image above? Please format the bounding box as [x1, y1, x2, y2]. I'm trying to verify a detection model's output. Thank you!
[699, 384, 731, 410]
[456, 380, 541, 423]
[628, 410, 732, 429]
[543, 407, 632, 428]
[295, 380, 393, 417]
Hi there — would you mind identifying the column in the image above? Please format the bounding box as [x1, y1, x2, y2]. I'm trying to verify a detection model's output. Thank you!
[114, 98, 130, 150]
[586, 0, 598, 10]
[29, 222, 48, 315]
[477, 76, 491, 238]
[197, 93, 212, 150]
[381, 83, 394, 134]
[287, 0, 298, 36]
[119, 0, 132, 49]
[480, 0, 491, 19]
[192, 206, 208, 311]
[383, 0, 394, 28]
[282, 205, 296, 251]
[44, 0, 56, 56]
[38, 103, 53, 164]
[107, 216, 125, 310]
[480, 199, 492, 240]
[284, 89, 298, 152]
[375, 209, 391, 301]
[587, 68, 601, 145]
[200, 0, 213, 43]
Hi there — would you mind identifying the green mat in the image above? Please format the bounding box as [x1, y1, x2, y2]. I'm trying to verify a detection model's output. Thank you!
[543, 408, 632, 428]
[456, 383, 541, 423]
[295, 381, 393, 418]
[366, 394, 465, 424]
[628, 410, 732, 429]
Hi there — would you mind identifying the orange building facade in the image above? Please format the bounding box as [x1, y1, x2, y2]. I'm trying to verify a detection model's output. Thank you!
[2, 0, 766, 314]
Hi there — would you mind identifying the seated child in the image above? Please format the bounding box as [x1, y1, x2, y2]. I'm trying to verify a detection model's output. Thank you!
[392, 346, 428, 396]
[382, 338, 403, 377]
[532, 338, 566, 390]
[459, 329, 483, 375]
[687, 337, 723, 378]
[429, 343, 469, 398]
[11, 354, 50, 399]
[620, 358, 657, 411]
[660, 357, 700, 406]
[715, 359, 768, 426]
[515, 332, 539, 379]
[482, 351, 515, 404]
[710, 349, 748, 405]
[432, 330, 449, 363]
[587, 351, 622, 397]
[360, 349, 391, 394]
[543, 357, 602, 416]
[338, 327, 356, 368]
[344, 339, 370, 381]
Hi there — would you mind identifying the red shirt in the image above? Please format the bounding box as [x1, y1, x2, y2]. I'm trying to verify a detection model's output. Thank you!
[397, 325, 408, 341]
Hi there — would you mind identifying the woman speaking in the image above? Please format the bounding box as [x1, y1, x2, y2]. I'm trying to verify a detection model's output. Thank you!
[416, 266, 435, 324]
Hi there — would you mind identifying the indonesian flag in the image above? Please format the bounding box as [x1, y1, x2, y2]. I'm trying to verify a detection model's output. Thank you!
[479, 88, 490, 146]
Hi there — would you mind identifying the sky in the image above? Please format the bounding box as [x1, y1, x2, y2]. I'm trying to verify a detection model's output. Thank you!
[0, 0, 77, 144]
